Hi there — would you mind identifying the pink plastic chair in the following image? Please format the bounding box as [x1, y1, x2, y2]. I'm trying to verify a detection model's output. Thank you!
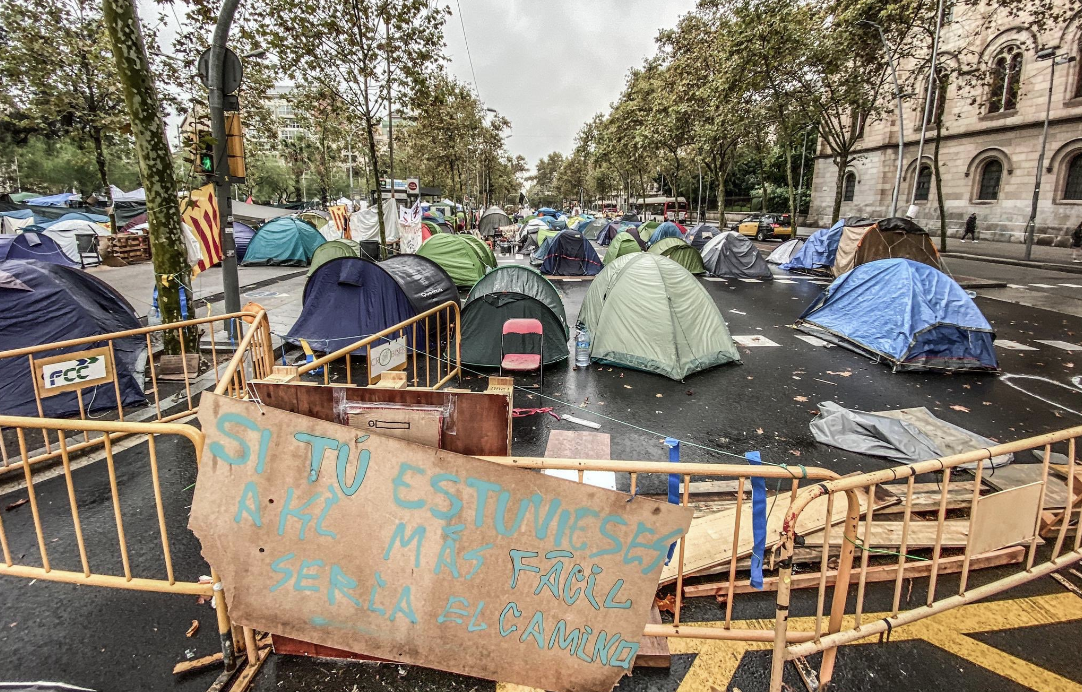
[500, 318, 544, 391]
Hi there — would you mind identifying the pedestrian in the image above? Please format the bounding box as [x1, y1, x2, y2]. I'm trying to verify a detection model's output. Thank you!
[961, 213, 978, 242]
[1072, 220, 1082, 263]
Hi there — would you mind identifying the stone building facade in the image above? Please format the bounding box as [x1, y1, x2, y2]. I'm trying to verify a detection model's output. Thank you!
[805, 4, 1082, 244]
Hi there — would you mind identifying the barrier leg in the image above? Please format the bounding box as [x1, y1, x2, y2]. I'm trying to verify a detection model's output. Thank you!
[212, 568, 237, 672]
[769, 533, 795, 692]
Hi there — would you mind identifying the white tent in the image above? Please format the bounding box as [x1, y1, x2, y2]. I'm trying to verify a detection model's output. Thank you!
[43, 220, 110, 262]
[349, 205, 400, 243]
[1, 216, 35, 235]
[109, 186, 146, 203]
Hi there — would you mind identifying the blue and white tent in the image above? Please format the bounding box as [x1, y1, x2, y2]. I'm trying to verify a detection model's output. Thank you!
[648, 221, 684, 247]
[797, 259, 998, 373]
[781, 219, 844, 274]
[24, 193, 81, 207]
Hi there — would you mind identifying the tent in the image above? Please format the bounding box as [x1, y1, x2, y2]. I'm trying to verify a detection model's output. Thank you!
[781, 218, 874, 275]
[578, 253, 740, 380]
[461, 234, 497, 269]
[832, 217, 941, 277]
[603, 232, 643, 265]
[685, 224, 721, 251]
[540, 229, 603, 276]
[797, 258, 998, 372]
[230, 200, 292, 227]
[24, 193, 81, 207]
[648, 222, 683, 247]
[460, 265, 569, 366]
[766, 238, 805, 265]
[648, 237, 705, 275]
[417, 233, 490, 288]
[537, 225, 560, 247]
[7, 192, 42, 203]
[638, 221, 661, 243]
[536, 207, 559, 218]
[701, 231, 773, 280]
[1, 214, 36, 235]
[289, 258, 418, 353]
[308, 239, 360, 275]
[0, 260, 146, 417]
[479, 207, 512, 236]
[381, 254, 461, 314]
[241, 217, 326, 266]
[352, 207, 403, 243]
[619, 212, 640, 222]
[0, 232, 78, 266]
[421, 220, 444, 241]
[300, 211, 341, 241]
[57, 211, 109, 224]
[43, 220, 110, 263]
[233, 222, 256, 262]
[581, 218, 609, 240]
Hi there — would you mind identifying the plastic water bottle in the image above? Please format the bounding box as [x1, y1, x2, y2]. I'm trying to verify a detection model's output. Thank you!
[575, 324, 591, 367]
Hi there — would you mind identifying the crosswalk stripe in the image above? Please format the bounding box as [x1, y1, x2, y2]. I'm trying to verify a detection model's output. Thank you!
[995, 340, 1039, 351]
[1035, 340, 1082, 351]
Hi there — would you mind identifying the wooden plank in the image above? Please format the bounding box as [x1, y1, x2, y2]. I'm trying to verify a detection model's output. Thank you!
[347, 407, 442, 448]
[683, 546, 1025, 599]
[544, 429, 611, 459]
[801, 520, 972, 549]
[635, 605, 671, 668]
[173, 651, 223, 675]
[969, 483, 1043, 555]
[984, 465, 1073, 510]
[876, 482, 976, 514]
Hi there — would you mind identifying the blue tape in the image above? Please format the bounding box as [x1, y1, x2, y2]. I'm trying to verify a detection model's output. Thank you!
[747, 450, 766, 590]
[664, 438, 680, 565]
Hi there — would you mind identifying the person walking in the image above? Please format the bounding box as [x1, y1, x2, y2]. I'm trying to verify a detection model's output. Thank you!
[961, 213, 978, 242]
[1071, 220, 1082, 263]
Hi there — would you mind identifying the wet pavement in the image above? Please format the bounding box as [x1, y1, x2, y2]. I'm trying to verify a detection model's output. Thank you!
[3, 240, 1082, 692]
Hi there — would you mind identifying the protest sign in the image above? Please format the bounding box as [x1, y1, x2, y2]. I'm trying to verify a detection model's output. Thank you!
[190, 393, 692, 692]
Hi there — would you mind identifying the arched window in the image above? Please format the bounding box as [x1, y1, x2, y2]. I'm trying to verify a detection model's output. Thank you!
[842, 172, 856, 202]
[915, 165, 933, 201]
[977, 159, 1003, 201]
[1065, 153, 1082, 201]
[988, 47, 1022, 113]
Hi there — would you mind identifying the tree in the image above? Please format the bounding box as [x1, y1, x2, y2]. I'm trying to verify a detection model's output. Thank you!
[529, 152, 566, 207]
[102, 0, 193, 350]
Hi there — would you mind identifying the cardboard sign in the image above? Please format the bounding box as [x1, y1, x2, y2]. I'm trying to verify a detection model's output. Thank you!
[190, 393, 691, 692]
[368, 336, 407, 383]
[34, 347, 113, 396]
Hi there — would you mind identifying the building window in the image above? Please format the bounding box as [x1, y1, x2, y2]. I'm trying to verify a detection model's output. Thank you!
[842, 172, 857, 202]
[853, 111, 867, 140]
[1076, 39, 1082, 99]
[915, 165, 933, 201]
[1065, 153, 1082, 200]
[988, 47, 1022, 113]
[977, 159, 1003, 201]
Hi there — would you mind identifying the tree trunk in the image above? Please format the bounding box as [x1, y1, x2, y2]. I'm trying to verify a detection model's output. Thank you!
[830, 154, 848, 224]
[783, 139, 797, 234]
[102, 0, 194, 352]
[363, 111, 387, 259]
[90, 127, 117, 233]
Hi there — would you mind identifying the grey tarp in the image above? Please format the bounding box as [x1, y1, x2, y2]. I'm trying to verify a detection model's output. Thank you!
[810, 401, 1012, 469]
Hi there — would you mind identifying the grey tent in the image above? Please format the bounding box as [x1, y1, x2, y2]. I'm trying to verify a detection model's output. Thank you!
[581, 218, 610, 240]
[766, 238, 804, 264]
[701, 231, 773, 280]
[578, 253, 740, 380]
[479, 206, 512, 237]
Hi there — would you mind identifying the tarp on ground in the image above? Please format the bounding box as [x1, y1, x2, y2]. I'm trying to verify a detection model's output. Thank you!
[540, 229, 602, 276]
[241, 216, 325, 266]
[308, 239, 360, 275]
[833, 216, 941, 277]
[810, 401, 1012, 469]
[578, 253, 740, 380]
[648, 222, 683, 247]
[0, 232, 78, 266]
[479, 206, 512, 236]
[24, 193, 81, 207]
[289, 257, 417, 353]
[380, 253, 461, 314]
[701, 231, 773, 280]
[766, 238, 804, 264]
[685, 223, 721, 251]
[417, 233, 489, 288]
[0, 260, 146, 416]
[460, 265, 569, 366]
[797, 258, 998, 372]
[43, 220, 110, 263]
[648, 236, 705, 275]
[603, 231, 643, 265]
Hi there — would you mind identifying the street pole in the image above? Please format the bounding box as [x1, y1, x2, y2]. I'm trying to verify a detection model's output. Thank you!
[860, 20, 904, 218]
[1024, 51, 1075, 261]
[907, 0, 944, 213]
[386, 12, 395, 235]
[797, 126, 810, 217]
[697, 162, 703, 223]
[209, 0, 242, 331]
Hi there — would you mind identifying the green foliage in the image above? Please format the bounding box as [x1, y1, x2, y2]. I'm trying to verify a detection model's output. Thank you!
[0, 135, 140, 195]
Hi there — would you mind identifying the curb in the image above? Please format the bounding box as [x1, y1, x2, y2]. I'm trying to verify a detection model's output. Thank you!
[942, 252, 1082, 276]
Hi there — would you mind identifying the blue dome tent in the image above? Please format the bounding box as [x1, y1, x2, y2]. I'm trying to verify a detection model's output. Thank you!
[685, 223, 721, 251]
[536, 207, 559, 218]
[797, 259, 998, 373]
[241, 217, 326, 266]
[781, 217, 875, 274]
[540, 229, 602, 276]
[648, 221, 684, 247]
[0, 232, 77, 266]
[233, 221, 256, 262]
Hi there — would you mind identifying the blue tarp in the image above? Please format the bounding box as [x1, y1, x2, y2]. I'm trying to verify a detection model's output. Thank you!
[648, 222, 684, 247]
[57, 211, 109, 224]
[0, 209, 34, 219]
[536, 207, 558, 218]
[0, 233, 77, 266]
[798, 258, 998, 372]
[24, 193, 80, 207]
[540, 230, 602, 276]
[241, 217, 325, 266]
[781, 219, 844, 273]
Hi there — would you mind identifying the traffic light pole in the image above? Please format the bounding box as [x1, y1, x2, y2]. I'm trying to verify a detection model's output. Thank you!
[209, 0, 242, 335]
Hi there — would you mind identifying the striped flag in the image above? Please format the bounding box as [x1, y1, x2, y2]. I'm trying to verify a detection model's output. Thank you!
[181, 184, 223, 276]
[328, 205, 350, 239]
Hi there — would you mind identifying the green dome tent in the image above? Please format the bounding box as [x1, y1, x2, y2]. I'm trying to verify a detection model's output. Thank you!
[460, 265, 569, 366]
[241, 217, 326, 266]
[603, 232, 643, 265]
[648, 236, 705, 274]
[578, 253, 740, 380]
[582, 218, 610, 240]
[308, 239, 360, 275]
[461, 233, 497, 269]
[638, 221, 661, 243]
[537, 226, 560, 247]
[417, 234, 489, 288]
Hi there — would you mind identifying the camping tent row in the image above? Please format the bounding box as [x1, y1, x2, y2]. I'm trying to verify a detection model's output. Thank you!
[417, 233, 497, 288]
[782, 217, 940, 277]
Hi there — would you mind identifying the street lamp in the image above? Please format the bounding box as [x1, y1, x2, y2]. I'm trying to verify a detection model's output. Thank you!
[907, 0, 945, 215]
[1023, 47, 1076, 261]
[858, 19, 905, 218]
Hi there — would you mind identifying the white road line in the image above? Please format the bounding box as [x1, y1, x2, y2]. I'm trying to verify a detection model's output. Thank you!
[1030, 283, 1057, 288]
[1007, 284, 1028, 289]
[1035, 340, 1082, 351]
[738, 278, 763, 283]
[774, 279, 797, 284]
[1058, 283, 1082, 288]
[794, 334, 830, 347]
[705, 277, 726, 282]
[732, 335, 780, 347]
[995, 340, 1039, 351]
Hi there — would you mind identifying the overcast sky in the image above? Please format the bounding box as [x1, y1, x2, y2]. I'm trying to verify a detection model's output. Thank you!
[442, 0, 695, 166]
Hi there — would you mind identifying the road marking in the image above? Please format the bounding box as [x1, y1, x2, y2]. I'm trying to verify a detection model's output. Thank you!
[1007, 284, 1028, 289]
[1036, 340, 1082, 351]
[775, 279, 797, 284]
[1058, 283, 1082, 288]
[1030, 283, 1057, 288]
[996, 340, 1039, 351]
[732, 335, 780, 347]
[668, 592, 1082, 692]
[738, 278, 763, 283]
[795, 334, 830, 347]
[999, 373, 1082, 416]
[705, 277, 727, 282]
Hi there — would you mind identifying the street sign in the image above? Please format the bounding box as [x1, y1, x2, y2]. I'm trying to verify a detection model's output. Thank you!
[34, 346, 114, 396]
[197, 47, 243, 95]
[368, 336, 407, 383]
[406, 178, 420, 194]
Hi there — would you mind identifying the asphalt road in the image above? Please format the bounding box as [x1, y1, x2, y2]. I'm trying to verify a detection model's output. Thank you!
[2, 241, 1081, 692]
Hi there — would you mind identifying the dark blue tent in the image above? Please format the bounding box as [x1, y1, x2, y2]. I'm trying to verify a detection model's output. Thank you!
[0, 260, 146, 416]
[540, 230, 602, 276]
[685, 223, 721, 251]
[782, 219, 844, 273]
[536, 207, 559, 218]
[233, 221, 256, 262]
[0, 232, 78, 266]
[648, 222, 684, 247]
[797, 259, 998, 373]
[596, 222, 623, 246]
[287, 257, 419, 353]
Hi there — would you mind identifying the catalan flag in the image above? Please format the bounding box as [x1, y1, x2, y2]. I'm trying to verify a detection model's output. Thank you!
[328, 204, 350, 239]
[181, 184, 223, 276]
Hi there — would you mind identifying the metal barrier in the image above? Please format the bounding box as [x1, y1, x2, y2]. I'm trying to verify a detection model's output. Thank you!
[770, 426, 1082, 691]
[295, 300, 461, 389]
[0, 310, 274, 477]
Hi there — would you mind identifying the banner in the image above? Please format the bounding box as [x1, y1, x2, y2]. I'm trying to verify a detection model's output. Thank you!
[181, 183, 222, 276]
[190, 393, 692, 692]
[328, 205, 350, 239]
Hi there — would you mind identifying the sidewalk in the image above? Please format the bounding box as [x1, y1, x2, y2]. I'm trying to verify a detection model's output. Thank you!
[939, 237, 1082, 274]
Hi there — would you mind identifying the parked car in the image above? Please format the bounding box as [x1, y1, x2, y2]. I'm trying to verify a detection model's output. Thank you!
[728, 213, 761, 232]
[737, 213, 793, 240]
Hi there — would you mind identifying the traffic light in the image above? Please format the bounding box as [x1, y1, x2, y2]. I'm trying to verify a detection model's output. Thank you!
[199, 145, 214, 174]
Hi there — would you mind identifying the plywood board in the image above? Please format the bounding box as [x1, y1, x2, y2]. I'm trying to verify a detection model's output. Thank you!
[983, 464, 1073, 510]
[542, 430, 617, 491]
[802, 520, 971, 549]
[969, 483, 1043, 555]
[346, 407, 443, 448]
[191, 393, 692, 692]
